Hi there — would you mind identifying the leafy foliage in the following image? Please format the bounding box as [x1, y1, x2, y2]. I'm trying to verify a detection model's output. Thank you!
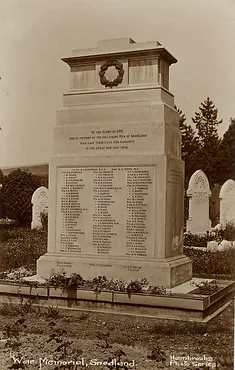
[192, 97, 222, 186]
[40, 211, 48, 230]
[0, 226, 47, 272]
[47, 272, 84, 293]
[222, 221, 235, 241]
[184, 222, 235, 247]
[1, 169, 41, 225]
[176, 106, 200, 188]
[190, 280, 219, 294]
[46, 274, 170, 297]
[184, 247, 235, 279]
[0, 168, 6, 218]
[217, 118, 235, 184]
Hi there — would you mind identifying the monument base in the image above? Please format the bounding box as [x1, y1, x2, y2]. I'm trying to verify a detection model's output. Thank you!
[37, 253, 192, 288]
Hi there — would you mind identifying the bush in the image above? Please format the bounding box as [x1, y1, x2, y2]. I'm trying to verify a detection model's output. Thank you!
[40, 211, 48, 230]
[0, 227, 47, 272]
[184, 247, 235, 279]
[183, 222, 235, 247]
[0, 169, 6, 219]
[221, 221, 235, 241]
[1, 169, 41, 225]
[0, 229, 12, 242]
[184, 233, 208, 247]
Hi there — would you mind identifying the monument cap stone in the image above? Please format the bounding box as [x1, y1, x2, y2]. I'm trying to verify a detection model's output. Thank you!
[70, 37, 177, 66]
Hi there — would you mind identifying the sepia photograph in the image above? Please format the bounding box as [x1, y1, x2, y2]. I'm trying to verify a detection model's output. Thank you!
[0, 0, 234, 369]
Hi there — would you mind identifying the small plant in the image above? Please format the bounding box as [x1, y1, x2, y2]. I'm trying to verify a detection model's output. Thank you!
[3, 318, 26, 354]
[222, 221, 235, 241]
[18, 296, 40, 315]
[190, 280, 219, 294]
[105, 278, 127, 292]
[96, 330, 111, 348]
[90, 276, 109, 295]
[46, 325, 83, 370]
[126, 278, 148, 298]
[40, 211, 48, 229]
[106, 349, 130, 370]
[46, 272, 84, 294]
[5, 267, 34, 283]
[45, 305, 60, 319]
[147, 285, 169, 295]
[147, 345, 166, 362]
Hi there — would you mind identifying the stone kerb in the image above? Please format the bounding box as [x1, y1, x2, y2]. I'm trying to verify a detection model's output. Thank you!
[31, 186, 48, 229]
[219, 179, 235, 227]
[186, 170, 211, 234]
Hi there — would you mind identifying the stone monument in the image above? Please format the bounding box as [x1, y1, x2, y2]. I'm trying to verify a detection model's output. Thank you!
[31, 186, 48, 229]
[219, 179, 235, 227]
[37, 37, 192, 288]
[186, 170, 211, 234]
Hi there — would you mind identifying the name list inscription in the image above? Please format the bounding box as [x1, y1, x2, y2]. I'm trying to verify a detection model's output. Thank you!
[56, 166, 155, 257]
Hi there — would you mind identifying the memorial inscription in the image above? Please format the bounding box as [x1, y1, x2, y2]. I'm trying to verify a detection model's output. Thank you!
[56, 166, 155, 257]
[54, 123, 165, 156]
[69, 128, 147, 151]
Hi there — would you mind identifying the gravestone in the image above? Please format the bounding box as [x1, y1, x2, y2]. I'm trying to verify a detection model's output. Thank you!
[186, 170, 211, 234]
[31, 186, 48, 229]
[37, 38, 192, 288]
[209, 183, 221, 227]
[219, 179, 235, 227]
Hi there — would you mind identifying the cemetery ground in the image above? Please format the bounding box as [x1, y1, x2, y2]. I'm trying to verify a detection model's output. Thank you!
[0, 224, 234, 369]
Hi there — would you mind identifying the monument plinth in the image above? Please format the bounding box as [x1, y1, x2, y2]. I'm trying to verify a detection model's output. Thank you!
[37, 37, 192, 288]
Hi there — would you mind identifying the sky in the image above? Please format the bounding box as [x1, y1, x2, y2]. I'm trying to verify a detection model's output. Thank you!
[0, 0, 235, 168]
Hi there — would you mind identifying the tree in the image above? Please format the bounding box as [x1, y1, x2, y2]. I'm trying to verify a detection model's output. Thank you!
[0, 169, 5, 218]
[191, 97, 222, 186]
[1, 169, 41, 225]
[175, 106, 200, 187]
[0, 168, 4, 185]
[217, 118, 235, 183]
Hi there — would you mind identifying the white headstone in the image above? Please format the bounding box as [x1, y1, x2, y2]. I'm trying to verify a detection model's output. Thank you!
[219, 179, 235, 227]
[218, 240, 232, 251]
[186, 170, 211, 234]
[31, 186, 48, 229]
[207, 241, 218, 252]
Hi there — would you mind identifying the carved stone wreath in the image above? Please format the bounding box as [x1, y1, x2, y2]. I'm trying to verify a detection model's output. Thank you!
[99, 60, 124, 88]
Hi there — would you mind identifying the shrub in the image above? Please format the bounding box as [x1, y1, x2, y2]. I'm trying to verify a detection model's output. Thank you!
[184, 232, 209, 247]
[0, 169, 6, 219]
[0, 227, 47, 272]
[184, 247, 235, 279]
[221, 221, 235, 241]
[0, 229, 12, 242]
[40, 211, 48, 230]
[46, 272, 84, 293]
[1, 169, 41, 225]
[5, 267, 34, 282]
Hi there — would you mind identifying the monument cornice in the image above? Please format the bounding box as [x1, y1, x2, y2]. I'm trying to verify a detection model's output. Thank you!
[62, 47, 177, 67]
